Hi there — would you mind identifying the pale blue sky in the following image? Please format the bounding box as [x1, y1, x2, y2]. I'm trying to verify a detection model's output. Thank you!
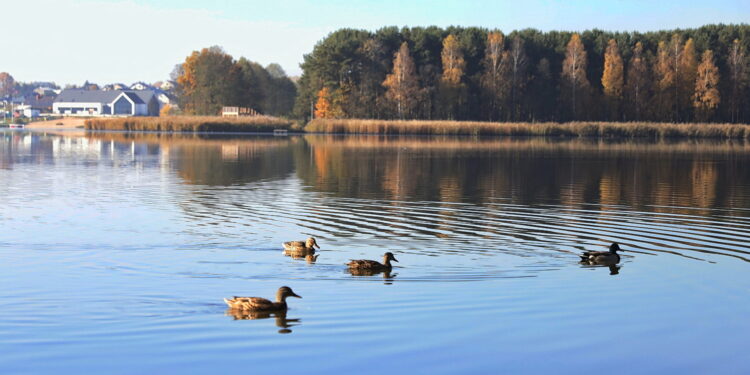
[4, 0, 749, 85]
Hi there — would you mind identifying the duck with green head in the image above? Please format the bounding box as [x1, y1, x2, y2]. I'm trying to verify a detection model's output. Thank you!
[224, 286, 301, 312]
[579, 243, 622, 265]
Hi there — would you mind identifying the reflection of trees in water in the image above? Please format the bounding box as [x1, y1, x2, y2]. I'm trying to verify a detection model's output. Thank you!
[172, 139, 297, 186]
[83, 132, 299, 186]
[297, 136, 750, 212]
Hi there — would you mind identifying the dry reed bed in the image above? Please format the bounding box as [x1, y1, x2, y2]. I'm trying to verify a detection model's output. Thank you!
[305, 119, 750, 139]
[85, 116, 294, 132]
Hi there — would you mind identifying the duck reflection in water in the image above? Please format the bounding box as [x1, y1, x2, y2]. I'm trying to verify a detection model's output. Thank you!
[580, 261, 622, 275]
[347, 268, 398, 284]
[286, 253, 319, 263]
[225, 310, 301, 334]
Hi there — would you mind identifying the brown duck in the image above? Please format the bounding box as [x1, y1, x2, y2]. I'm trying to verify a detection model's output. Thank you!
[347, 252, 398, 272]
[224, 286, 301, 312]
[579, 243, 622, 265]
[282, 237, 319, 256]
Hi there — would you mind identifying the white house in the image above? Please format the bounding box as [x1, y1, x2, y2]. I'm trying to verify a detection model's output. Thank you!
[130, 82, 152, 91]
[53, 89, 159, 116]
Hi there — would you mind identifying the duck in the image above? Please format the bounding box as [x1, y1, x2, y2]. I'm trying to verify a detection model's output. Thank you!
[579, 242, 622, 265]
[347, 252, 398, 272]
[282, 237, 320, 256]
[224, 286, 301, 312]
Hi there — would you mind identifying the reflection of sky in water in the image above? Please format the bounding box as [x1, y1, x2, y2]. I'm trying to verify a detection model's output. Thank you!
[1, 130, 749, 374]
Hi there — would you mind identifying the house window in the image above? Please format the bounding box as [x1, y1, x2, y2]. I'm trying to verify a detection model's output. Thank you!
[113, 97, 132, 115]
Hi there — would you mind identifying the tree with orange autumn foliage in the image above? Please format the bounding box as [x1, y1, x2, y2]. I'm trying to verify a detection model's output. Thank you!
[678, 38, 698, 121]
[693, 50, 720, 121]
[159, 104, 173, 117]
[314, 87, 333, 118]
[601, 39, 624, 120]
[383, 42, 421, 119]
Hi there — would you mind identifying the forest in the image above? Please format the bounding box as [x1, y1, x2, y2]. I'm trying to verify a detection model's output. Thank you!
[293, 24, 750, 123]
[175, 46, 297, 117]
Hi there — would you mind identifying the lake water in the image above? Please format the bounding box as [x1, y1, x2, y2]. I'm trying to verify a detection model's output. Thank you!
[1, 130, 749, 374]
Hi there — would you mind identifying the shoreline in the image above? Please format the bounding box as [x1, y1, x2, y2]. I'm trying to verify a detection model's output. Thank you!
[17, 117, 750, 140]
[305, 119, 750, 139]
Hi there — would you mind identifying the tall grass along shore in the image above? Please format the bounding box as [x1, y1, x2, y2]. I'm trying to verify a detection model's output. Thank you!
[85, 116, 294, 132]
[305, 119, 750, 139]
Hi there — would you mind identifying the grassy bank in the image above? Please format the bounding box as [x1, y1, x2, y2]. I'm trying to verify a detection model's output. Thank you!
[85, 116, 295, 132]
[305, 119, 750, 139]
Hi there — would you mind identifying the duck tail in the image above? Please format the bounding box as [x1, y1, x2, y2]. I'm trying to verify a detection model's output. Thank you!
[579, 255, 590, 261]
[223, 298, 233, 307]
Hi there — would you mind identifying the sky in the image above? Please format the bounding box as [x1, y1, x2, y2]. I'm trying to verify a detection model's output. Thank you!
[3, 0, 749, 86]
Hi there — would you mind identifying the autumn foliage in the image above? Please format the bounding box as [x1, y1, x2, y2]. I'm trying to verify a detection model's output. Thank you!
[294, 25, 750, 123]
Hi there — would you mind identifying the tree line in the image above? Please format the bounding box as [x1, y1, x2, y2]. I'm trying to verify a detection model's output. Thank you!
[295, 24, 750, 123]
[175, 46, 297, 116]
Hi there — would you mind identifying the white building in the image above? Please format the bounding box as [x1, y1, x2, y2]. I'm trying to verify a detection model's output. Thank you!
[53, 89, 159, 116]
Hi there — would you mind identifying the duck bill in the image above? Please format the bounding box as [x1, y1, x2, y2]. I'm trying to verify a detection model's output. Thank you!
[314, 244, 320, 249]
[291, 292, 302, 299]
[392, 257, 399, 263]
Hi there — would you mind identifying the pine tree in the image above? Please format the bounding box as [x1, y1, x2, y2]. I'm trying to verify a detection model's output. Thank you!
[694, 49, 720, 121]
[561, 33, 590, 119]
[601, 39, 624, 120]
[624, 42, 651, 121]
[383, 42, 421, 119]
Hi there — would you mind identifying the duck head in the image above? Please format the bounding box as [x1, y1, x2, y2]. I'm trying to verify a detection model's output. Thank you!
[383, 252, 399, 264]
[306, 237, 320, 249]
[276, 286, 302, 302]
[610, 243, 621, 253]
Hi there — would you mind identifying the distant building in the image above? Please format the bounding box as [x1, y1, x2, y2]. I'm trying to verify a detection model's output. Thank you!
[53, 89, 159, 116]
[103, 83, 128, 91]
[130, 82, 152, 91]
[33, 87, 59, 97]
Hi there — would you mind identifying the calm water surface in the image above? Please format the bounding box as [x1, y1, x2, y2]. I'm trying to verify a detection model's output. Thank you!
[1, 130, 749, 374]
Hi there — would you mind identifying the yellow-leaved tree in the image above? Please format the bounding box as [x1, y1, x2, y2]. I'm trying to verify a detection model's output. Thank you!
[601, 39, 624, 120]
[624, 42, 651, 121]
[678, 38, 698, 121]
[440, 34, 466, 119]
[561, 33, 590, 120]
[693, 49, 720, 121]
[480, 31, 506, 120]
[383, 42, 421, 119]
